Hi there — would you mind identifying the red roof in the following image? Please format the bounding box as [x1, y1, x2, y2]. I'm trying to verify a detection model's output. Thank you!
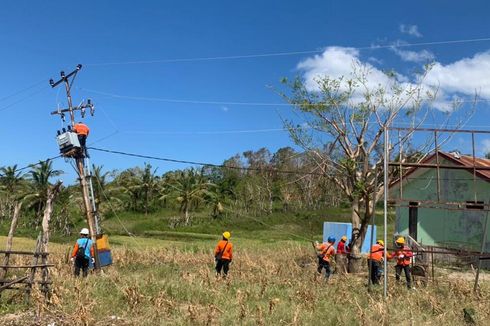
[391, 151, 490, 188]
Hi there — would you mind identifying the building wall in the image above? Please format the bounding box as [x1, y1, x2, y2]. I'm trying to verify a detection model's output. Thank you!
[393, 158, 490, 252]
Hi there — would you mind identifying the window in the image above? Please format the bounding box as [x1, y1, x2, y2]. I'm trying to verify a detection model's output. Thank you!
[465, 201, 484, 210]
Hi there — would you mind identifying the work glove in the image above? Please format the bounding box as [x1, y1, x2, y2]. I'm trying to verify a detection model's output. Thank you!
[91, 258, 95, 264]
[70, 257, 74, 262]
[314, 241, 319, 246]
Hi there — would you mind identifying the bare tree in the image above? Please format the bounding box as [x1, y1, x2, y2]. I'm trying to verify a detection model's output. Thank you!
[280, 62, 467, 272]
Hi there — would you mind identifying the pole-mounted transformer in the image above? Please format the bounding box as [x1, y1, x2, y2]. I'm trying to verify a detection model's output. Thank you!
[49, 64, 112, 271]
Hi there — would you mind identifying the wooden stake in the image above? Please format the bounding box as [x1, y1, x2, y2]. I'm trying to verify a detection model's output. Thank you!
[0, 201, 22, 280]
[25, 235, 42, 301]
[40, 182, 62, 254]
[40, 181, 61, 298]
[0, 276, 28, 291]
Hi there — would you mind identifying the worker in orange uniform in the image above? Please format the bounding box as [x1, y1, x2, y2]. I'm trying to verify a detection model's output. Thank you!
[389, 236, 414, 289]
[73, 121, 90, 157]
[368, 240, 387, 285]
[70, 228, 95, 277]
[214, 231, 233, 277]
[316, 237, 336, 280]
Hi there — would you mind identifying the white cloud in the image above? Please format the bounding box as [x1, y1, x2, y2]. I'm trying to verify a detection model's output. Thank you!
[297, 47, 396, 94]
[391, 48, 434, 63]
[297, 47, 490, 111]
[481, 139, 490, 154]
[368, 56, 383, 64]
[400, 24, 422, 38]
[424, 51, 490, 99]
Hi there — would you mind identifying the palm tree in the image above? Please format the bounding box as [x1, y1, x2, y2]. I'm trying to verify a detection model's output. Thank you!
[168, 168, 216, 225]
[92, 164, 110, 206]
[139, 163, 160, 215]
[28, 161, 63, 223]
[0, 165, 26, 218]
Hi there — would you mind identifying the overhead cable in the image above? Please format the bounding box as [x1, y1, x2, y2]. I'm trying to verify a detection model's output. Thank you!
[80, 88, 292, 107]
[2, 154, 63, 173]
[81, 87, 490, 109]
[88, 147, 326, 176]
[84, 37, 490, 66]
[0, 79, 46, 103]
[0, 87, 49, 112]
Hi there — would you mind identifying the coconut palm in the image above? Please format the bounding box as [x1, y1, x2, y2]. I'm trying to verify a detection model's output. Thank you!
[139, 163, 160, 214]
[27, 161, 63, 223]
[168, 168, 216, 225]
[0, 165, 27, 218]
[91, 164, 111, 206]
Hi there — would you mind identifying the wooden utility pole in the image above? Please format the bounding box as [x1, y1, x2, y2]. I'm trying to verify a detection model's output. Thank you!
[49, 65, 100, 270]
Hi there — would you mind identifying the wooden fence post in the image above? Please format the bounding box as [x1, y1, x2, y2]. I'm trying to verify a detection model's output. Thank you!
[1, 201, 23, 281]
[40, 181, 62, 298]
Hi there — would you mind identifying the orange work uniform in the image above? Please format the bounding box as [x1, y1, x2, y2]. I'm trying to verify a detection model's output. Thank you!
[369, 244, 386, 262]
[73, 123, 90, 136]
[368, 243, 386, 285]
[390, 245, 414, 288]
[214, 240, 233, 260]
[390, 246, 413, 266]
[317, 243, 335, 262]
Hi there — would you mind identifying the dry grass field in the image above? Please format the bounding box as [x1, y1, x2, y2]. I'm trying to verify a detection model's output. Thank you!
[0, 235, 488, 325]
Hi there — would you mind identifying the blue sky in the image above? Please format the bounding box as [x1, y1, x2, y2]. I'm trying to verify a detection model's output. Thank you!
[1, 1, 490, 183]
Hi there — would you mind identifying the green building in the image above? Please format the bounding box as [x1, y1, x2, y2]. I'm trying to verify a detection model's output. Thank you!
[391, 151, 490, 253]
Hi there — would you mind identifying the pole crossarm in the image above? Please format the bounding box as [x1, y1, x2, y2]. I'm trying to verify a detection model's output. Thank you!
[48, 64, 94, 125]
[50, 101, 94, 116]
[49, 64, 82, 88]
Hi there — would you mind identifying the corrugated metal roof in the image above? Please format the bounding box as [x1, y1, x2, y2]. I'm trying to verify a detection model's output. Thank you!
[391, 151, 490, 189]
[453, 153, 490, 180]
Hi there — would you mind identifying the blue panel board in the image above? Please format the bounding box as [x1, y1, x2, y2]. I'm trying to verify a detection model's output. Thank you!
[323, 222, 376, 253]
[89, 250, 113, 268]
[98, 250, 113, 267]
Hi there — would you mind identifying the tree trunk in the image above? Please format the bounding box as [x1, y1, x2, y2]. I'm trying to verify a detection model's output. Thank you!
[184, 206, 190, 225]
[348, 197, 363, 273]
[41, 182, 62, 253]
[0, 201, 23, 280]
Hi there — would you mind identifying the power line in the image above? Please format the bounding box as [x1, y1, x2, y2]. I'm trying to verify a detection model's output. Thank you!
[92, 170, 144, 248]
[79, 88, 292, 107]
[121, 127, 290, 136]
[2, 155, 63, 173]
[80, 87, 490, 109]
[0, 79, 46, 103]
[84, 36, 490, 66]
[88, 147, 326, 176]
[0, 87, 49, 113]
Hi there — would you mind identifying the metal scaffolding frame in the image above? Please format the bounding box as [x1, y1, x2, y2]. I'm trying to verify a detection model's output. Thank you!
[382, 126, 490, 298]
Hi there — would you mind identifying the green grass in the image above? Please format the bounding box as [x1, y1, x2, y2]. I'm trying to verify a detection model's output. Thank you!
[0, 205, 396, 246]
[99, 207, 395, 242]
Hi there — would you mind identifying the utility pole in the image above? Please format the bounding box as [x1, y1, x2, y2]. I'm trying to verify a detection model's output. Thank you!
[49, 64, 101, 270]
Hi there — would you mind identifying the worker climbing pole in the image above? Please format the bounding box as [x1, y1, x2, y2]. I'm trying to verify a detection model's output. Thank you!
[48, 64, 108, 271]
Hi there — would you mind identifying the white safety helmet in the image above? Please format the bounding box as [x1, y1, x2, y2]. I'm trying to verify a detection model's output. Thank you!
[80, 228, 89, 235]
